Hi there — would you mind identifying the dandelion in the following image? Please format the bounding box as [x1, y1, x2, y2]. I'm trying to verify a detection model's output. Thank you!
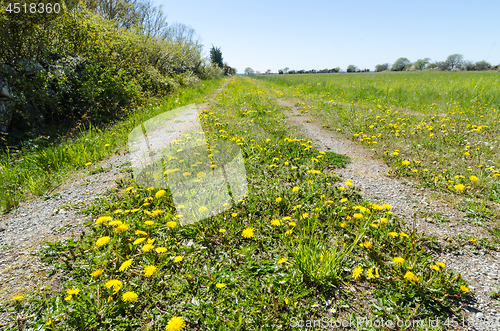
[271, 219, 282, 226]
[96, 236, 111, 247]
[216, 283, 226, 288]
[340, 198, 348, 203]
[367, 268, 375, 279]
[292, 186, 299, 193]
[114, 209, 123, 214]
[360, 241, 372, 249]
[219, 228, 226, 233]
[288, 222, 296, 227]
[85, 162, 92, 166]
[430, 265, 440, 271]
[399, 232, 409, 238]
[122, 291, 138, 302]
[353, 213, 363, 220]
[12, 296, 24, 301]
[166, 221, 176, 228]
[66, 288, 80, 296]
[393, 257, 405, 265]
[119, 259, 133, 272]
[135, 230, 148, 236]
[470, 175, 479, 182]
[91, 269, 103, 277]
[402, 160, 411, 166]
[337, 186, 345, 191]
[285, 229, 293, 235]
[455, 184, 465, 191]
[276, 197, 282, 203]
[133, 238, 146, 245]
[114, 223, 129, 233]
[45, 320, 53, 326]
[142, 244, 154, 252]
[404, 271, 419, 282]
[96, 216, 112, 225]
[460, 285, 470, 293]
[242, 227, 254, 238]
[105, 279, 123, 293]
[436, 262, 446, 269]
[340, 222, 347, 228]
[144, 265, 157, 277]
[352, 266, 363, 280]
[155, 247, 167, 253]
[155, 190, 167, 198]
[277, 258, 288, 264]
[145, 220, 155, 226]
[108, 220, 123, 226]
[173, 256, 184, 263]
[152, 210, 163, 216]
[165, 316, 186, 331]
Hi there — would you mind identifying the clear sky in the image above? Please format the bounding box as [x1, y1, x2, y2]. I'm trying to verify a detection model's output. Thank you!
[155, 0, 500, 73]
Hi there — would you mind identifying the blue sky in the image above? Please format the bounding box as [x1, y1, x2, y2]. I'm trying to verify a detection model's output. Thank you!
[155, 0, 500, 73]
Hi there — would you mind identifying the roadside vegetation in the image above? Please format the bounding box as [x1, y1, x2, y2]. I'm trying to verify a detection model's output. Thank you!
[256, 70, 500, 239]
[1, 77, 471, 330]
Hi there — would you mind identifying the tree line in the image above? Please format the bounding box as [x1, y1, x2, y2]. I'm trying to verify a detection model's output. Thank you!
[375, 54, 498, 72]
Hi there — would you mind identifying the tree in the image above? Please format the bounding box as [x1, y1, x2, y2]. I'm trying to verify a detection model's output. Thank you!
[244, 67, 254, 75]
[475, 60, 491, 71]
[436, 61, 449, 71]
[414, 58, 430, 70]
[446, 54, 463, 70]
[347, 65, 357, 73]
[283, 67, 289, 74]
[375, 63, 389, 72]
[278, 69, 283, 74]
[210, 45, 223, 69]
[265, 69, 272, 74]
[391, 58, 410, 71]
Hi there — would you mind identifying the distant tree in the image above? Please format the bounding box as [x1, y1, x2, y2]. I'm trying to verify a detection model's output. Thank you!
[210, 45, 223, 68]
[375, 63, 389, 72]
[223, 63, 236, 76]
[288, 70, 296, 74]
[347, 65, 357, 72]
[255, 70, 261, 75]
[297, 69, 305, 74]
[462, 60, 475, 71]
[283, 67, 289, 74]
[244, 67, 254, 75]
[426, 62, 438, 70]
[475, 60, 491, 71]
[265, 69, 272, 74]
[278, 69, 283, 74]
[436, 61, 449, 71]
[414, 58, 430, 70]
[446, 54, 463, 70]
[332, 67, 340, 73]
[391, 58, 410, 71]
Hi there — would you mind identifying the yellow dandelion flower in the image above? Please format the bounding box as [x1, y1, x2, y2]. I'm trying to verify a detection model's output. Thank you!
[198, 206, 208, 213]
[271, 219, 282, 226]
[399, 232, 409, 238]
[96, 236, 111, 247]
[119, 259, 133, 272]
[96, 216, 112, 225]
[430, 265, 440, 271]
[288, 222, 296, 227]
[455, 184, 465, 191]
[216, 283, 226, 289]
[242, 227, 254, 238]
[285, 229, 293, 235]
[12, 295, 24, 301]
[155, 247, 167, 253]
[166, 221, 176, 228]
[142, 244, 154, 252]
[338, 186, 345, 191]
[91, 269, 103, 277]
[85, 162, 92, 166]
[108, 220, 123, 226]
[292, 186, 299, 193]
[277, 258, 288, 264]
[105, 279, 123, 293]
[155, 190, 167, 198]
[135, 230, 148, 236]
[353, 213, 363, 220]
[436, 262, 446, 269]
[122, 291, 138, 302]
[144, 265, 157, 277]
[133, 238, 146, 245]
[393, 257, 405, 265]
[402, 160, 411, 166]
[114, 223, 129, 233]
[460, 285, 470, 293]
[114, 209, 123, 214]
[470, 175, 479, 182]
[276, 197, 282, 203]
[165, 316, 186, 331]
[352, 266, 363, 280]
[66, 288, 80, 296]
[404, 271, 419, 282]
[340, 222, 347, 228]
[218, 229, 226, 233]
[173, 256, 184, 263]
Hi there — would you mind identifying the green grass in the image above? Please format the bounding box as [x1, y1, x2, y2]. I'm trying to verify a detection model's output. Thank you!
[0, 78, 225, 213]
[1, 77, 470, 330]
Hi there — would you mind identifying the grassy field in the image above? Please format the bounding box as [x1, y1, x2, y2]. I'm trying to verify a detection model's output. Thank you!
[257, 71, 500, 231]
[1, 76, 473, 330]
